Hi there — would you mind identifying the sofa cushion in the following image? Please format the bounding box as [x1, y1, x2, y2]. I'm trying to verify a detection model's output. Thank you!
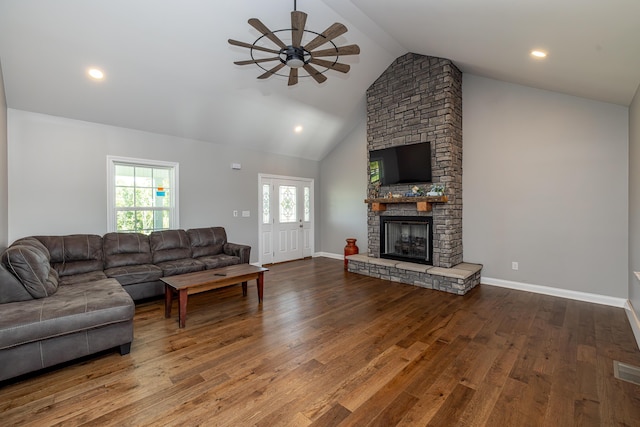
[198, 254, 240, 270]
[35, 235, 104, 277]
[58, 270, 108, 286]
[2, 244, 59, 299]
[103, 232, 153, 269]
[104, 264, 163, 286]
[187, 227, 227, 258]
[149, 229, 192, 264]
[0, 262, 34, 303]
[154, 258, 205, 276]
[12, 237, 51, 259]
[0, 278, 134, 351]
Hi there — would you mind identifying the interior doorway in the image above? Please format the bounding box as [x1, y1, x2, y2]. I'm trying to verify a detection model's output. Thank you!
[258, 174, 314, 265]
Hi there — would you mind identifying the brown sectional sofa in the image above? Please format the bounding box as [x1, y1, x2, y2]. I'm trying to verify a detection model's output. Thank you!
[0, 227, 250, 382]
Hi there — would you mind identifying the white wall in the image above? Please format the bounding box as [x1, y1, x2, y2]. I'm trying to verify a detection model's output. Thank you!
[7, 109, 320, 263]
[629, 84, 640, 314]
[463, 74, 629, 298]
[0, 62, 7, 250]
[319, 101, 368, 256]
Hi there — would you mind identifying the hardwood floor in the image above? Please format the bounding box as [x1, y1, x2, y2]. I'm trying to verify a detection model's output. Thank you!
[1, 257, 639, 426]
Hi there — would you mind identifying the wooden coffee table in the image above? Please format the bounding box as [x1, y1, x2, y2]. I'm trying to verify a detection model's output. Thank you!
[162, 264, 268, 328]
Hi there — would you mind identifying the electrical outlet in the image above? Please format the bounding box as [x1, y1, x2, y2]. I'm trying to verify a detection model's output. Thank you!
[512, 261, 519, 271]
[233, 210, 238, 217]
[242, 210, 250, 217]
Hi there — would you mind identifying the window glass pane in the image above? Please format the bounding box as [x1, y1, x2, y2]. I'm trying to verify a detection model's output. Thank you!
[262, 184, 270, 224]
[116, 211, 136, 231]
[115, 165, 135, 186]
[115, 187, 134, 208]
[279, 185, 296, 223]
[153, 169, 170, 188]
[156, 189, 171, 207]
[154, 210, 170, 230]
[304, 187, 310, 222]
[134, 167, 153, 187]
[135, 188, 154, 207]
[137, 210, 154, 232]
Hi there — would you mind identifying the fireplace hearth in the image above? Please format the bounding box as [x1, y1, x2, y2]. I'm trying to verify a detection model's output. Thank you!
[381, 216, 432, 265]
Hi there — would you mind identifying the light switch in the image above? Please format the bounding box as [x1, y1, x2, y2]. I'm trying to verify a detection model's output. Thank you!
[242, 210, 250, 217]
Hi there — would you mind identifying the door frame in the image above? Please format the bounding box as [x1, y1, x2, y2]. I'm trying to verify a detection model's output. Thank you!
[258, 173, 315, 266]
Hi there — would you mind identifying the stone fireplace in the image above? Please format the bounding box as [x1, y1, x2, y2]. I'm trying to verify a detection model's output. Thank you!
[347, 53, 482, 295]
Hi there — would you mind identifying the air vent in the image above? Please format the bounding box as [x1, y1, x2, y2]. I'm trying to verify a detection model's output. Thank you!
[613, 361, 640, 386]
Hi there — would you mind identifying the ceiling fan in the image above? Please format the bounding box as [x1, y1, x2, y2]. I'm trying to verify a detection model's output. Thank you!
[228, 0, 360, 86]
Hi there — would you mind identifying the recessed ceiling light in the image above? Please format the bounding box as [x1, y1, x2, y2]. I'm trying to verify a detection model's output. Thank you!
[88, 68, 104, 79]
[530, 50, 547, 58]
[294, 125, 303, 133]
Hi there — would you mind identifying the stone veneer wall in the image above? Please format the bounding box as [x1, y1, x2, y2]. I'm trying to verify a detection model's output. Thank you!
[367, 53, 463, 268]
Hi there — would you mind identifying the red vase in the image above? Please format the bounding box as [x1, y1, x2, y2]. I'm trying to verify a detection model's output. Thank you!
[344, 238, 359, 270]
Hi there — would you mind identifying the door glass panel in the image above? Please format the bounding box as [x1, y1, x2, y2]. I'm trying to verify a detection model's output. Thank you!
[279, 185, 297, 223]
[262, 184, 270, 224]
[304, 186, 310, 222]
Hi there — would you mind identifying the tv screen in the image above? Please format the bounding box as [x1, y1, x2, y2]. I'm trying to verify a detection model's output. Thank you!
[369, 143, 432, 186]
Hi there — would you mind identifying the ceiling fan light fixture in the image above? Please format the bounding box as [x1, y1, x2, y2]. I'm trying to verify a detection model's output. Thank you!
[285, 46, 305, 68]
[286, 57, 305, 68]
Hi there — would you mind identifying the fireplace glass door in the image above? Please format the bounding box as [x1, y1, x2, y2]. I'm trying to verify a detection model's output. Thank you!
[381, 216, 433, 264]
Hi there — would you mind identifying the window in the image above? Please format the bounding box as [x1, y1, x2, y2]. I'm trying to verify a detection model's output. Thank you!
[107, 156, 178, 234]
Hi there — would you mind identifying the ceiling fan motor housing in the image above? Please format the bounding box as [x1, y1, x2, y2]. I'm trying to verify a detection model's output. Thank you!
[284, 46, 306, 68]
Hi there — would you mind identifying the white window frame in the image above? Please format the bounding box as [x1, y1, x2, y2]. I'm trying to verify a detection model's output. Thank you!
[107, 155, 179, 233]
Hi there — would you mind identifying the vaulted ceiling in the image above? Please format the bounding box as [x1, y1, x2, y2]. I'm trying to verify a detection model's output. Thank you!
[1, 0, 638, 161]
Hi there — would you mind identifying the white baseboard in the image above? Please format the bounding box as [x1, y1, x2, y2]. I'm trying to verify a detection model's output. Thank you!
[481, 277, 627, 308]
[313, 252, 343, 260]
[625, 300, 640, 351]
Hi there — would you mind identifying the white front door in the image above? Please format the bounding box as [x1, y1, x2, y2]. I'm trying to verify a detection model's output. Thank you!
[259, 175, 314, 265]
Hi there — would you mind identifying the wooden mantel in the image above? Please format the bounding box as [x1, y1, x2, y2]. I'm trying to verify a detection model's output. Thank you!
[365, 195, 448, 212]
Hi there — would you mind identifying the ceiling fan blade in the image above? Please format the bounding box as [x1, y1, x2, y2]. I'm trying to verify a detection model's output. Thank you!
[311, 44, 360, 58]
[258, 62, 286, 79]
[234, 57, 281, 66]
[304, 23, 348, 52]
[291, 11, 307, 48]
[309, 58, 350, 73]
[248, 18, 287, 49]
[288, 68, 298, 86]
[303, 63, 328, 84]
[228, 39, 281, 55]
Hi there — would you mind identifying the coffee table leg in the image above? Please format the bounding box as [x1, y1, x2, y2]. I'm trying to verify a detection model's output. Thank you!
[257, 272, 264, 303]
[242, 281, 248, 296]
[178, 289, 188, 328]
[164, 284, 173, 318]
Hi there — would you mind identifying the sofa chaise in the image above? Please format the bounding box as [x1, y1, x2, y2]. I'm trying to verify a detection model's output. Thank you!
[0, 227, 250, 382]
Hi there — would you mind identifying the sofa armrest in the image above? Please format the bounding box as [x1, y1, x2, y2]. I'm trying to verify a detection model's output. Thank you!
[223, 243, 251, 264]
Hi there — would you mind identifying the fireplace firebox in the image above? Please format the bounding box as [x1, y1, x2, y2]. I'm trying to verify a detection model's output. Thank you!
[380, 216, 433, 265]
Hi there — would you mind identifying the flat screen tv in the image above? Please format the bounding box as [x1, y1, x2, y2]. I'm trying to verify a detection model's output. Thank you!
[369, 143, 432, 185]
